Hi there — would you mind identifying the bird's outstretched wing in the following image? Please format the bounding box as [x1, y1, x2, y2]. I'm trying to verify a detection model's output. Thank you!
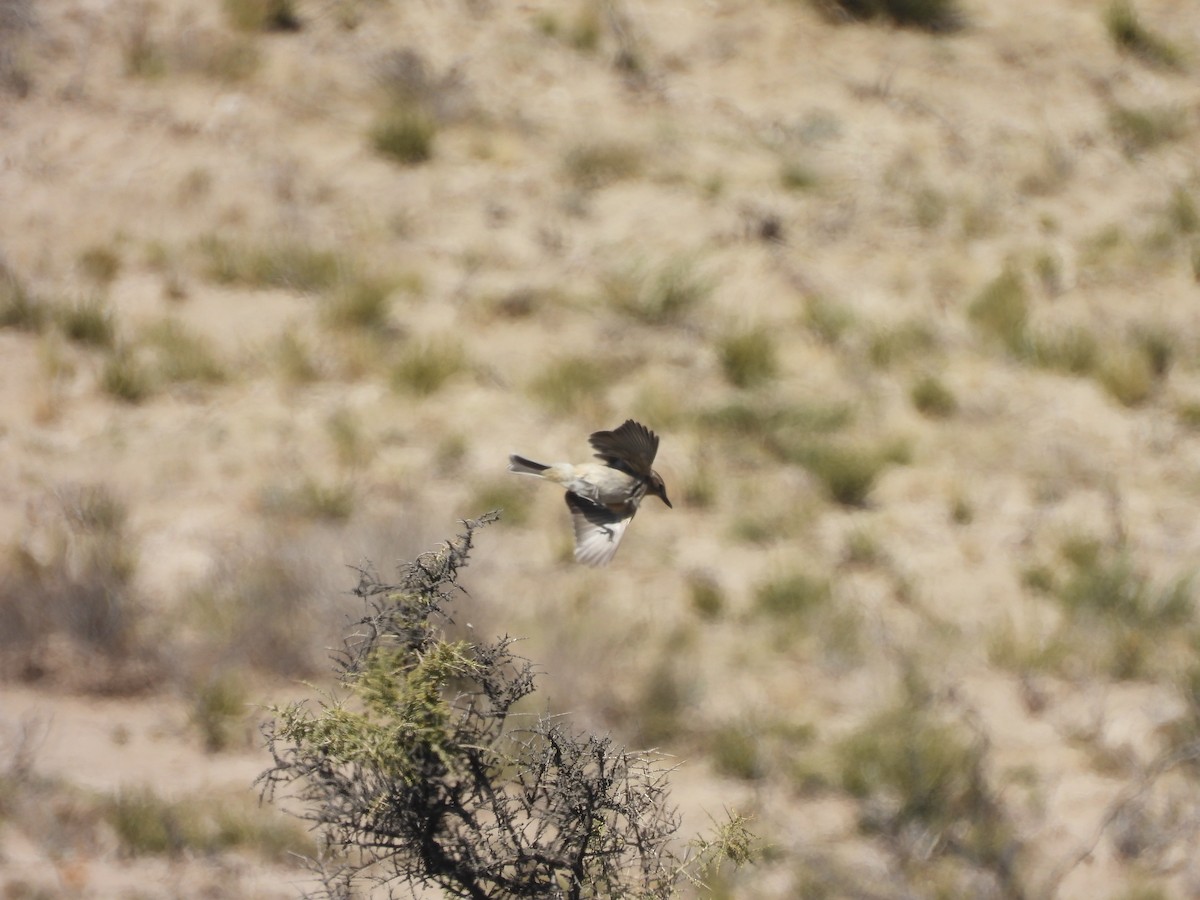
[565, 493, 634, 567]
[588, 419, 659, 476]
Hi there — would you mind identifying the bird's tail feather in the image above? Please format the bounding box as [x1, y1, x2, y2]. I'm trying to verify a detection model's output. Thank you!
[508, 454, 550, 475]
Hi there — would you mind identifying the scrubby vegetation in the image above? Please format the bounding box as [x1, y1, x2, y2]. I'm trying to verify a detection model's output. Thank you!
[260, 514, 754, 898]
[4, 0, 1200, 895]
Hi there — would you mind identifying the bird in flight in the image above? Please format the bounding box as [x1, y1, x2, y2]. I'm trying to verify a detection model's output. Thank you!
[508, 419, 672, 566]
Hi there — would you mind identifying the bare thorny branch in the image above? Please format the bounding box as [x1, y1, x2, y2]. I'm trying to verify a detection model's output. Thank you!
[258, 512, 746, 899]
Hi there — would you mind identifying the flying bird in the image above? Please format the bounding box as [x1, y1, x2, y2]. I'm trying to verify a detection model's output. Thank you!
[508, 419, 672, 566]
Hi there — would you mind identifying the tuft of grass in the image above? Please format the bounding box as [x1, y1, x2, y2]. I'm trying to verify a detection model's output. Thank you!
[842, 528, 885, 567]
[719, 328, 778, 389]
[969, 266, 1028, 352]
[322, 275, 394, 332]
[101, 348, 154, 404]
[812, 0, 965, 32]
[1054, 548, 1191, 630]
[562, 140, 644, 190]
[122, 19, 168, 80]
[222, 0, 300, 32]
[1174, 399, 1200, 432]
[631, 654, 691, 747]
[910, 374, 957, 418]
[174, 28, 262, 83]
[57, 297, 116, 348]
[326, 408, 373, 470]
[141, 319, 227, 385]
[1164, 186, 1200, 236]
[391, 337, 466, 395]
[1024, 325, 1099, 376]
[107, 787, 313, 860]
[1105, 1, 1185, 70]
[469, 480, 532, 527]
[681, 461, 716, 509]
[0, 269, 47, 332]
[755, 570, 831, 621]
[0, 485, 157, 692]
[601, 258, 712, 326]
[788, 440, 903, 507]
[78, 245, 122, 285]
[804, 296, 855, 346]
[779, 160, 819, 192]
[709, 723, 767, 781]
[183, 539, 333, 678]
[371, 106, 436, 165]
[528, 356, 611, 416]
[274, 328, 320, 386]
[867, 319, 937, 368]
[838, 699, 1010, 856]
[687, 573, 725, 621]
[1109, 104, 1190, 157]
[1097, 345, 1155, 407]
[198, 235, 343, 293]
[190, 673, 250, 753]
[259, 477, 355, 523]
[912, 185, 949, 230]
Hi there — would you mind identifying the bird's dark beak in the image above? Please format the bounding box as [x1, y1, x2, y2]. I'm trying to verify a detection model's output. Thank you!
[660, 490, 672, 509]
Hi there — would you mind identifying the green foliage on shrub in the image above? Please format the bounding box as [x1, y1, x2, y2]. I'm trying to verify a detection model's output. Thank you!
[260, 514, 755, 898]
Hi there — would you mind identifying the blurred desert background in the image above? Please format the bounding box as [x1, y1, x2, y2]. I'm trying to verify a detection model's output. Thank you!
[3, 0, 1200, 896]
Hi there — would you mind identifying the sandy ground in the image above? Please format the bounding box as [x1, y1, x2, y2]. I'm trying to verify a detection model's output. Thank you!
[3, 0, 1200, 896]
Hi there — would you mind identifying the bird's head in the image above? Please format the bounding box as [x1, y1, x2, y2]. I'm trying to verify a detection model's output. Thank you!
[647, 470, 672, 508]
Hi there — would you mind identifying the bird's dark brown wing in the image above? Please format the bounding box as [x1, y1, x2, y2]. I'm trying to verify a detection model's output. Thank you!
[588, 419, 659, 476]
[565, 492, 634, 566]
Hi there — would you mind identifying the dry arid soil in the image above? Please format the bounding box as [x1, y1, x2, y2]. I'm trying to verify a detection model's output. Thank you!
[3, 0, 1200, 897]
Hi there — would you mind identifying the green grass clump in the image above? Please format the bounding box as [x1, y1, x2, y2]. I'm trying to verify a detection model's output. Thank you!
[223, 0, 300, 32]
[601, 258, 712, 326]
[910, 374, 956, 418]
[779, 160, 819, 192]
[190, 673, 250, 753]
[0, 270, 47, 332]
[528, 356, 611, 416]
[323, 276, 394, 332]
[709, 723, 767, 781]
[1109, 104, 1190, 157]
[58, 297, 116, 348]
[274, 328, 320, 385]
[804, 296, 856, 346]
[142, 319, 227, 385]
[78, 245, 122, 285]
[1025, 325, 1100, 376]
[838, 701, 1010, 860]
[1105, 1, 1185, 70]
[1054, 545, 1191, 630]
[867, 320, 937, 368]
[755, 570, 831, 620]
[1015, 538, 1199, 680]
[563, 140, 644, 190]
[101, 349, 154, 403]
[788, 440, 904, 507]
[391, 337, 466, 395]
[470, 480, 532, 527]
[199, 235, 343, 293]
[371, 107, 436, 165]
[259, 477, 355, 523]
[813, 0, 964, 32]
[107, 787, 313, 860]
[687, 574, 725, 620]
[1097, 345, 1155, 407]
[968, 267, 1027, 353]
[719, 328, 778, 389]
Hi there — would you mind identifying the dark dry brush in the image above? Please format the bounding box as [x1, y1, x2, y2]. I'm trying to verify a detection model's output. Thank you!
[258, 512, 751, 899]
